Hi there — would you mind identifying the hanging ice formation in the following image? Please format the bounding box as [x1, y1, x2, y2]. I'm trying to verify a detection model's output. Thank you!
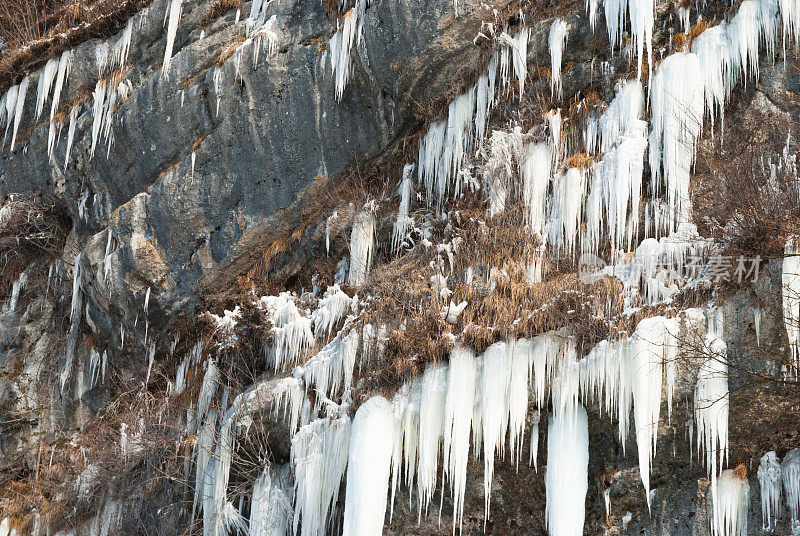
[545, 404, 589, 536]
[348, 203, 377, 286]
[292, 414, 351, 536]
[329, 0, 370, 101]
[603, 0, 654, 80]
[164, 3, 800, 536]
[497, 28, 529, 98]
[757, 451, 782, 531]
[162, 0, 183, 77]
[8, 76, 29, 152]
[548, 19, 568, 97]
[417, 29, 530, 207]
[648, 52, 703, 234]
[250, 466, 293, 536]
[60, 253, 84, 390]
[711, 467, 750, 536]
[784, 448, 800, 524]
[342, 396, 395, 536]
[694, 308, 729, 479]
[783, 235, 800, 375]
[391, 164, 415, 252]
[441, 347, 477, 532]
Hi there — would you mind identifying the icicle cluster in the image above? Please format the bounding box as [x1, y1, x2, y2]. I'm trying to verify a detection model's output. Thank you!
[757, 451, 782, 531]
[694, 308, 729, 479]
[712, 467, 750, 536]
[329, 0, 370, 101]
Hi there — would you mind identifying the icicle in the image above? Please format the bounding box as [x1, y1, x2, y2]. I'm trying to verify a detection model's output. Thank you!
[193, 407, 216, 516]
[528, 409, 540, 470]
[783, 448, 800, 524]
[498, 28, 529, 98]
[348, 204, 376, 286]
[342, 396, 394, 536]
[783, 236, 800, 375]
[90, 80, 107, 158]
[548, 167, 587, 257]
[440, 347, 476, 532]
[417, 84, 477, 206]
[112, 19, 134, 70]
[272, 377, 304, 433]
[521, 142, 552, 238]
[694, 336, 729, 478]
[508, 339, 532, 468]
[10, 76, 29, 151]
[711, 466, 749, 536]
[309, 285, 353, 339]
[329, 0, 368, 101]
[64, 107, 78, 166]
[60, 254, 83, 391]
[291, 416, 351, 536]
[604, 0, 654, 81]
[648, 52, 704, 234]
[197, 360, 220, 424]
[587, 0, 599, 30]
[548, 19, 568, 97]
[753, 306, 762, 346]
[757, 451, 782, 531]
[250, 466, 293, 536]
[627, 316, 675, 510]
[413, 363, 448, 520]
[480, 342, 510, 523]
[392, 164, 414, 252]
[163, 0, 183, 78]
[545, 404, 589, 536]
[35, 58, 59, 120]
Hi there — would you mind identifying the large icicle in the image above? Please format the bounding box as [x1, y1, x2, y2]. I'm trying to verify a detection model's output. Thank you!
[441, 347, 477, 532]
[392, 164, 414, 252]
[545, 404, 589, 536]
[783, 236, 800, 375]
[757, 451, 782, 531]
[480, 342, 510, 522]
[548, 167, 586, 257]
[35, 58, 60, 120]
[416, 363, 448, 519]
[648, 52, 704, 234]
[342, 396, 395, 536]
[418, 86, 477, 206]
[291, 416, 351, 536]
[498, 28, 529, 98]
[10, 76, 29, 151]
[349, 204, 376, 287]
[250, 466, 293, 536]
[711, 467, 750, 536]
[783, 448, 800, 524]
[603, 0, 654, 81]
[162, 0, 183, 78]
[329, 0, 369, 101]
[694, 313, 729, 478]
[548, 19, 568, 97]
[521, 142, 552, 238]
[625, 316, 678, 509]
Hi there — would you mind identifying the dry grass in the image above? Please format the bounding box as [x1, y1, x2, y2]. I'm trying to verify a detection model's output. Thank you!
[0, 196, 70, 301]
[0, 0, 151, 94]
[199, 0, 242, 27]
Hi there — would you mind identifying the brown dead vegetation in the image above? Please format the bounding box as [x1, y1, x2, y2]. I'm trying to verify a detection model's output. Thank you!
[0, 196, 70, 302]
[0, 0, 152, 94]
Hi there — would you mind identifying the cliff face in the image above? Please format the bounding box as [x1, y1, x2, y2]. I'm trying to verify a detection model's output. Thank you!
[0, 0, 799, 534]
